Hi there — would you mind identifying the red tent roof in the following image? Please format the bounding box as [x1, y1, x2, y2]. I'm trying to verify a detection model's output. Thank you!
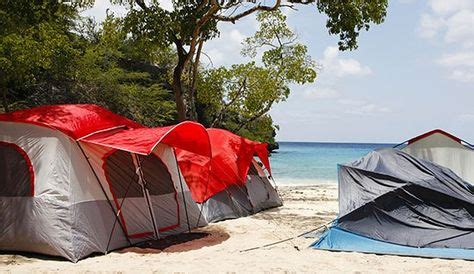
[0, 104, 211, 157]
[0, 104, 142, 140]
[82, 122, 211, 156]
[1, 105, 272, 204]
[177, 128, 272, 203]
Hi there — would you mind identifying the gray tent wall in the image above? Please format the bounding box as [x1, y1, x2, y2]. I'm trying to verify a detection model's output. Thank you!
[246, 161, 282, 212]
[200, 160, 282, 223]
[0, 122, 206, 262]
[337, 148, 474, 249]
[0, 122, 126, 261]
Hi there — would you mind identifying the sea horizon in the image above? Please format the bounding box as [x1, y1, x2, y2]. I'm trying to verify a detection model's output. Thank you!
[276, 140, 397, 145]
[270, 141, 395, 186]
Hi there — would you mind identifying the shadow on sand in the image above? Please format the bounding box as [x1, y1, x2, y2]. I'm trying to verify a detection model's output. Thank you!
[0, 226, 230, 264]
[117, 225, 230, 254]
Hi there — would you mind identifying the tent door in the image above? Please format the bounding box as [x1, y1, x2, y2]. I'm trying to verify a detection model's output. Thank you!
[118, 185, 157, 243]
[137, 154, 180, 234]
[104, 150, 157, 243]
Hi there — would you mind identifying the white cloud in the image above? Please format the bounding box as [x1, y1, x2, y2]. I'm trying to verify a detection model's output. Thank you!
[81, 0, 173, 21]
[418, 14, 444, 38]
[344, 103, 391, 116]
[436, 48, 474, 83]
[419, 6, 474, 45]
[299, 47, 372, 103]
[321, 46, 373, 78]
[206, 48, 224, 65]
[202, 28, 248, 67]
[457, 114, 474, 122]
[157, 0, 173, 11]
[449, 70, 474, 82]
[229, 29, 246, 44]
[337, 99, 366, 106]
[337, 99, 390, 116]
[429, 0, 474, 15]
[439, 59, 474, 81]
[443, 10, 474, 46]
[419, 0, 474, 83]
[81, 0, 128, 21]
[304, 87, 341, 100]
[398, 0, 417, 4]
[437, 52, 474, 67]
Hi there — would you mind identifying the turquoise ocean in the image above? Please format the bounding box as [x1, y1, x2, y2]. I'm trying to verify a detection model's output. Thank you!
[270, 142, 394, 185]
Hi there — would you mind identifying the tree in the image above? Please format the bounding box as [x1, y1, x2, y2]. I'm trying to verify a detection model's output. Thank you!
[75, 14, 178, 126]
[111, 0, 388, 121]
[0, 3, 177, 126]
[0, 0, 88, 112]
[196, 11, 316, 147]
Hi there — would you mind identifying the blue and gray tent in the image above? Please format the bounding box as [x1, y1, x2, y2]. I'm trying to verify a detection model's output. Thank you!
[312, 148, 474, 260]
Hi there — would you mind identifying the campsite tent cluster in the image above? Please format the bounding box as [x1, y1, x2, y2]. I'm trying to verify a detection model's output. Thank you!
[0, 104, 282, 262]
[313, 129, 474, 260]
[1, 103, 473, 262]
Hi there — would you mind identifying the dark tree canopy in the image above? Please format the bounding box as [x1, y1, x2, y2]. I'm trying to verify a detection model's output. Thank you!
[0, 0, 388, 148]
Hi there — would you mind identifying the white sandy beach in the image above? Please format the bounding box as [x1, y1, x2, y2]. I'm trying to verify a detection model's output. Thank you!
[1, 184, 473, 273]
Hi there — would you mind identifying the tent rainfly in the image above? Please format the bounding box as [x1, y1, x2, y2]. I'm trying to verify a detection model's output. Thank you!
[312, 148, 474, 260]
[177, 128, 282, 223]
[0, 104, 211, 262]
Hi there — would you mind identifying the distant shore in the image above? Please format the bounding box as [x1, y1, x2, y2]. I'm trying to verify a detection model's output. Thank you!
[1, 185, 472, 273]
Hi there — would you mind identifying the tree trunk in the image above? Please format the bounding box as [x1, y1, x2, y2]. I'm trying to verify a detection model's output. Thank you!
[172, 72, 186, 121]
[173, 56, 187, 121]
[1, 85, 8, 113]
[188, 40, 204, 121]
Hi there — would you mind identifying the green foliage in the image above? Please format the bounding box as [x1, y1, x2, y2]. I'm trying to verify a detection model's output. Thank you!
[0, 3, 177, 126]
[74, 15, 178, 126]
[315, 0, 388, 50]
[238, 115, 279, 148]
[121, 1, 219, 48]
[1, 0, 388, 146]
[197, 10, 317, 146]
[0, 0, 82, 110]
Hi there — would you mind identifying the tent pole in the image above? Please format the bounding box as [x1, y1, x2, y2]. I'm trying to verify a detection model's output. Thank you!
[76, 142, 131, 249]
[173, 149, 191, 233]
[107, 173, 138, 250]
[134, 154, 160, 240]
[195, 178, 209, 227]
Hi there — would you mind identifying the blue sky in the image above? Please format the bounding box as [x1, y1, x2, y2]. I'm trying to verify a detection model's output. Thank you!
[83, 1, 474, 143]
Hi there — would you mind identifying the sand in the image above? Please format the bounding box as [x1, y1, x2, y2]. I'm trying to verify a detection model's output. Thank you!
[1, 184, 473, 273]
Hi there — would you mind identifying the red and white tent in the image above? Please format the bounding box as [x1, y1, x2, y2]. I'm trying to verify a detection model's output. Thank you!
[397, 129, 474, 184]
[0, 104, 211, 261]
[177, 128, 282, 223]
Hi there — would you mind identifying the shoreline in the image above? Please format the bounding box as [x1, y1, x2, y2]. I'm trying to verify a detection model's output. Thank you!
[275, 178, 339, 187]
[1, 184, 472, 273]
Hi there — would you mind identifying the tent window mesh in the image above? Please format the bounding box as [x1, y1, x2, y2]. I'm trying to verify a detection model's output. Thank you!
[139, 154, 175, 195]
[0, 142, 33, 197]
[105, 150, 142, 198]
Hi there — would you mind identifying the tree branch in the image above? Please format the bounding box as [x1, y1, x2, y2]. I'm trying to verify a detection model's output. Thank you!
[213, 0, 282, 23]
[134, 0, 149, 11]
[211, 77, 247, 127]
[234, 99, 275, 132]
